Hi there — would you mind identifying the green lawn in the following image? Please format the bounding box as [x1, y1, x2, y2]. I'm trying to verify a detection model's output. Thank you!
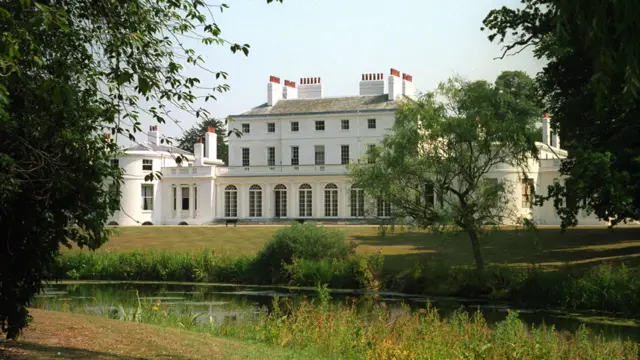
[74, 225, 640, 272]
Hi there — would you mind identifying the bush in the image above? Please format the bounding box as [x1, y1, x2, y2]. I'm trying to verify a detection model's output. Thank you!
[252, 223, 356, 284]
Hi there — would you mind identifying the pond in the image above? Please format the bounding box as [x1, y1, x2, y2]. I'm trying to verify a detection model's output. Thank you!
[34, 281, 640, 342]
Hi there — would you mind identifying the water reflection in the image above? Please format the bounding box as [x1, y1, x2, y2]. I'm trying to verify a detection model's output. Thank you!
[34, 282, 640, 342]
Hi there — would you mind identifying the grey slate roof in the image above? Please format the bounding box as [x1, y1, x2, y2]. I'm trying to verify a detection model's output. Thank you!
[124, 142, 193, 156]
[234, 94, 399, 118]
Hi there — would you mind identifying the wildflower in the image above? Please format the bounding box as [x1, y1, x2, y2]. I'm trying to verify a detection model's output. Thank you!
[152, 306, 159, 311]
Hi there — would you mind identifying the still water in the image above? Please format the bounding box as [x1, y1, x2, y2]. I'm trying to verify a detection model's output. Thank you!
[34, 281, 640, 342]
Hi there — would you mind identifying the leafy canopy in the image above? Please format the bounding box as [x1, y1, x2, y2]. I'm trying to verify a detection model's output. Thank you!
[483, 0, 640, 227]
[0, 0, 281, 339]
[349, 72, 541, 271]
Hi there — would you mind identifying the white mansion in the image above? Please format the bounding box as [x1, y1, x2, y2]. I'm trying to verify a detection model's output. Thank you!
[107, 69, 603, 226]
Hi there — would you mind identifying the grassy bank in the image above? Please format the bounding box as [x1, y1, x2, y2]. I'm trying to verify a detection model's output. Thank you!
[55, 223, 640, 315]
[38, 293, 639, 360]
[55, 250, 640, 315]
[1, 309, 315, 359]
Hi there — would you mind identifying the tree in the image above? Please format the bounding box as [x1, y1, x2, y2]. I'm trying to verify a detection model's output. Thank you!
[482, 0, 640, 227]
[349, 72, 541, 272]
[177, 118, 229, 164]
[0, 0, 280, 339]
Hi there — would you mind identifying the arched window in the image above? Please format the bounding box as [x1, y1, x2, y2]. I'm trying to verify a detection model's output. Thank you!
[299, 184, 312, 217]
[274, 184, 287, 218]
[324, 183, 338, 217]
[224, 185, 237, 218]
[350, 185, 364, 217]
[249, 184, 262, 217]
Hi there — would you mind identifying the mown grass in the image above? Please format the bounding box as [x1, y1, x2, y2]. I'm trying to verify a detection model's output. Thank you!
[44, 290, 640, 360]
[78, 225, 640, 273]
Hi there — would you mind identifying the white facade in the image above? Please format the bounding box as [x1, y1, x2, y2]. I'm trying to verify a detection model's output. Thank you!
[107, 70, 604, 226]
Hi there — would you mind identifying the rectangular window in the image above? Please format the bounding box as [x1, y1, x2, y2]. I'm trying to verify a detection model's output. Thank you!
[324, 187, 338, 217]
[242, 123, 250, 134]
[110, 159, 119, 168]
[108, 182, 118, 198]
[267, 147, 276, 166]
[341, 119, 350, 130]
[350, 188, 365, 217]
[367, 144, 376, 164]
[291, 146, 299, 166]
[267, 122, 275, 133]
[181, 187, 190, 210]
[142, 159, 153, 171]
[141, 184, 154, 210]
[242, 148, 250, 167]
[225, 188, 238, 218]
[367, 118, 376, 129]
[315, 120, 325, 131]
[314, 145, 325, 165]
[299, 187, 313, 217]
[194, 186, 197, 211]
[377, 198, 391, 217]
[522, 179, 534, 208]
[291, 121, 299, 132]
[424, 183, 435, 207]
[341, 145, 350, 165]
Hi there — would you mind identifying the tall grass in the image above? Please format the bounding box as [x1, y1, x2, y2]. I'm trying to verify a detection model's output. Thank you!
[49, 291, 639, 360]
[55, 250, 640, 314]
[388, 262, 640, 314]
[55, 250, 384, 288]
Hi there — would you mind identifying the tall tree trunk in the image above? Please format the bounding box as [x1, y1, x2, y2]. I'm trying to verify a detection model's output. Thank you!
[466, 228, 485, 273]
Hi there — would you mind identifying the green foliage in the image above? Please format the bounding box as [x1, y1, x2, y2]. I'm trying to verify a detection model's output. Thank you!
[349, 72, 541, 271]
[252, 223, 356, 284]
[92, 295, 638, 359]
[177, 118, 229, 164]
[387, 263, 640, 315]
[483, 1, 640, 227]
[0, 0, 281, 338]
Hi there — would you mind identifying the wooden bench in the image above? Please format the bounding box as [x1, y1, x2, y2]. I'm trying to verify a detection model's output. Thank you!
[225, 219, 238, 227]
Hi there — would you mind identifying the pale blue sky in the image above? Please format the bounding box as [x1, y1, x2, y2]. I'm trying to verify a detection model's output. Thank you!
[137, 0, 544, 142]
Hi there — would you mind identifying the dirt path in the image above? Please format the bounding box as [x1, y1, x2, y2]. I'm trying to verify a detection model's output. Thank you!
[0, 309, 308, 359]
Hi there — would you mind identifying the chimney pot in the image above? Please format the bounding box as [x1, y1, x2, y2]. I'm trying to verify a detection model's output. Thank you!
[390, 68, 400, 77]
[208, 126, 215, 133]
[544, 112, 549, 119]
[105, 133, 111, 140]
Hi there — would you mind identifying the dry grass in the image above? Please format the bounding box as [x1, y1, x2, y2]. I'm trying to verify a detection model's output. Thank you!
[70, 225, 640, 272]
[0, 309, 313, 360]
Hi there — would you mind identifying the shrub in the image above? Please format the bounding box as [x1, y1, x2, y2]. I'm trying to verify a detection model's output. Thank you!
[252, 223, 356, 284]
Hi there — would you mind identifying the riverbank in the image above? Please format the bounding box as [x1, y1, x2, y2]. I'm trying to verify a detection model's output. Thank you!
[0, 309, 315, 359]
[13, 299, 639, 359]
[55, 250, 640, 315]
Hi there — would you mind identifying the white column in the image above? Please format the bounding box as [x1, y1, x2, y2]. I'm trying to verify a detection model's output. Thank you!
[290, 183, 297, 218]
[264, 184, 272, 219]
[315, 183, 323, 218]
[188, 185, 194, 219]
